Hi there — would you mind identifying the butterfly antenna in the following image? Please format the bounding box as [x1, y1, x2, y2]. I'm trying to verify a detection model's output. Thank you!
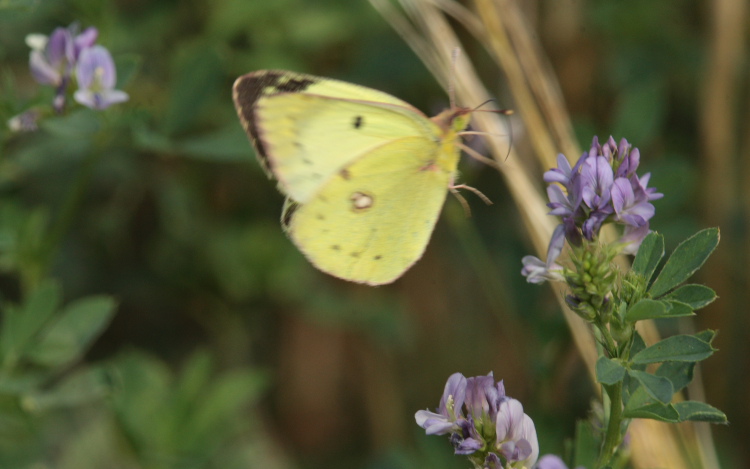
[464, 99, 514, 162]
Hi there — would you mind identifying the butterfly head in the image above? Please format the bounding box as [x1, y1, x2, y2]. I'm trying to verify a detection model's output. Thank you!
[431, 106, 472, 135]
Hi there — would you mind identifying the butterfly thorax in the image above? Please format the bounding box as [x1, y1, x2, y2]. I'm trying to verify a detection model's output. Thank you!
[428, 107, 471, 172]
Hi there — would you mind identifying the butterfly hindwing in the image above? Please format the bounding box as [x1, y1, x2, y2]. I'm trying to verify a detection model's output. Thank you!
[283, 136, 455, 285]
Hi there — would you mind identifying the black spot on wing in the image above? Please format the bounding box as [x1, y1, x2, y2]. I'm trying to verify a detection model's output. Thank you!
[276, 77, 316, 93]
[281, 199, 300, 229]
[353, 115, 363, 129]
[374, 255, 382, 260]
[331, 245, 341, 251]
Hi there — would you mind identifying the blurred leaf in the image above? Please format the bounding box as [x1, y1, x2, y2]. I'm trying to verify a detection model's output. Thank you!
[673, 401, 728, 424]
[631, 231, 663, 282]
[40, 109, 101, 139]
[26, 296, 117, 367]
[611, 76, 666, 144]
[1, 279, 60, 360]
[627, 369, 673, 404]
[596, 357, 626, 385]
[114, 53, 141, 89]
[23, 366, 112, 411]
[573, 420, 599, 469]
[178, 125, 255, 162]
[164, 46, 223, 135]
[663, 284, 716, 310]
[185, 369, 268, 448]
[649, 228, 720, 297]
[631, 335, 715, 365]
[174, 350, 213, 412]
[0, 0, 40, 10]
[133, 125, 175, 153]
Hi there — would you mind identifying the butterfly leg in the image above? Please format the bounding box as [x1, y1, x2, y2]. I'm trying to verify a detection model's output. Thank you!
[448, 174, 493, 217]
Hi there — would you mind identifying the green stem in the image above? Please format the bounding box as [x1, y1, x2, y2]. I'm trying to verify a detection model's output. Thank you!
[35, 149, 102, 285]
[597, 380, 624, 468]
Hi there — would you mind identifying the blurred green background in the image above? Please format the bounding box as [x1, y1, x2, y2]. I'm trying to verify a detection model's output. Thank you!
[0, 0, 747, 468]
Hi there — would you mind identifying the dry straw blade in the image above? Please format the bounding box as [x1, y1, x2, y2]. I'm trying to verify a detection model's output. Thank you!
[370, 0, 720, 467]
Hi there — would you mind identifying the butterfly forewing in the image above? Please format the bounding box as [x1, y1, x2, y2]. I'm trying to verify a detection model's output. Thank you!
[233, 70, 428, 184]
[255, 94, 440, 203]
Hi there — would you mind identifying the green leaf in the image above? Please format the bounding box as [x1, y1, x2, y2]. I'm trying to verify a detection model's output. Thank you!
[573, 420, 599, 469]
[664, 284, 716, 310]
[673, 401, 728, 424]
[631, 335, 715, 365]
[1, 280, 61, 358]
[624, 299, 666, 322]
[596, 357, 626, 385]
[627, 369, 674, 404]
[623, 384, 679, 422]
[655, 361, 695, 392]
[695, 329, 718, 344]
[631, 232, 664, 282]
[665, 301, 695, 318]
[623, 402, 680, 422]
[26, 296, 117, 367]
[649, 228, 720, 297]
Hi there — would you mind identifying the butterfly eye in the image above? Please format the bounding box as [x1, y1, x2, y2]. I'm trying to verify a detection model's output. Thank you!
[350, 191, 374, 211]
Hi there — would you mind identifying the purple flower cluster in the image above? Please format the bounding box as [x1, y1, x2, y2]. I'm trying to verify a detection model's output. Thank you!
[27, 23, 128, 112]
[522, 137, 662, 284]
[415, 372, 539, 468]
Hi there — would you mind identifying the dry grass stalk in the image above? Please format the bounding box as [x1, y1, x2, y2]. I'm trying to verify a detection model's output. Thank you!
[370, 0, 721, 467]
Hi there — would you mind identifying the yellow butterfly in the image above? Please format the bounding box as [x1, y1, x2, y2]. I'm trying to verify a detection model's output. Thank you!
[232, 70, 480, 285]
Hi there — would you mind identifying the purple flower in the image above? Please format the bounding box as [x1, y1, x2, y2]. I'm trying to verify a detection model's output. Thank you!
[417, 372, 537, 465]
[415, 372, 466, 435]
[28, 27, 71, 87]
[495, 399, 539, 467]
[7, 109, 41, 133]
[535, 454, 586, 469]
[612, 177, 653, 227]
[73, 45, 129, 110]
[522, 224, 565, 284]
[452, 417, 485, 455]
[581, 156, 614, 213]
[531, 137, 661, 261]
[71, 26, 98, 61]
